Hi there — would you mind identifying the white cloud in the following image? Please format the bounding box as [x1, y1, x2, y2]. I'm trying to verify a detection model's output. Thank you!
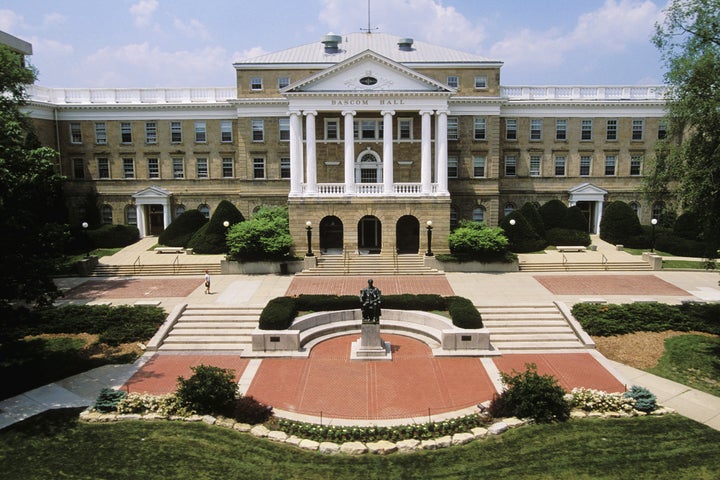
[233, 46, 268, 62]
[42, 12, 66, 27]
[173, 17, 211, 40]
[130, 0, 159, 28]
[31, 36, 74, 56]
[0, 9, 24, 31]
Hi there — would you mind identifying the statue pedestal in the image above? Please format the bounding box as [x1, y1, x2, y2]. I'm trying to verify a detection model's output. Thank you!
[350, 323, 392, 361]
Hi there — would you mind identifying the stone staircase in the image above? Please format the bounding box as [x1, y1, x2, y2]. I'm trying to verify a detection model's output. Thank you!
[91, 262, 222, 277]
[299, 252, 441, 276]
[518, 260, 652, 272]
[479, 304, 587, 351]
[158, 306, 260, 353]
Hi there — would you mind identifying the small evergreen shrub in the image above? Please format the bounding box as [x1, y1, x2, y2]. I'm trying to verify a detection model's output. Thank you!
[447, 296, 483, 329]
[655, 233, 710, 257]
[295, 294, 358, 312]
[600, 201, 643, 245]
[187, 200, 245, 254]
[673, 212, 701, 240]
[87, 224, 139, 248]
[176, 365, 238, 416]
[232, 395, 274, 424]
[259, 297, 298, 330]
[564, 206, 589, 231]
[571, 302, 699, 336]
[624, 385, 657, 412]
[539, 199, 568, 230]
[545, 228, 591, 247]
[489, 363, 570, 423]
[93, 388, 127, 413]
[158, 209, 208, 247]
[385, 294, 445, 311]
[500, 211, 546, 253]
[519, 201, 545, 237]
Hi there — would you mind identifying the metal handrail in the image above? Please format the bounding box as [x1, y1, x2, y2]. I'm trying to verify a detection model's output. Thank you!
[601, 253, 608, 270]
[132, 255, 141, 275]
[562, 253, 568, 270]
[393, 249, 399, 274]
[172, 254, 180, 274]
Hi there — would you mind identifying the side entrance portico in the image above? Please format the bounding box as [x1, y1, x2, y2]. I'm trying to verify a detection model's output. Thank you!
[132, 186, 173, 237]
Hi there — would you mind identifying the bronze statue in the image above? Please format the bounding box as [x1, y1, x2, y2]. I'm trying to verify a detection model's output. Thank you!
[360, 278, 381, 323]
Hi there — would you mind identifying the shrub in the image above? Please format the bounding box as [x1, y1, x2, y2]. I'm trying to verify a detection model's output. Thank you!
[500, 211, 546, 253]
[447, 296, 483, 328]
[187, 200, 245, 254]
[259, 296, 297, 330]
[158, 209, 207, 247]
[448, 223, 510, 261]
[232, 395, 274, 424]
[571, 302, 695, 336]
[624, 385, 657, 413]
[489, 363, 570, 423]
[116, 392, 190, 416]
[176, 365, 237, 416]
[93, 388, 127, 413]
[673, 212, 701, 240]
[564, 206, 589, 231]
[655, 232, 710, 257]
[545, 228, 591, 247]
[87, 224, 139, 248]
[599, 201, 643, 245]
[227, 206, 293, 261]
[519, 202, 545, 238]
[539, 199, 568, 230]
[569, 388, 636, 413]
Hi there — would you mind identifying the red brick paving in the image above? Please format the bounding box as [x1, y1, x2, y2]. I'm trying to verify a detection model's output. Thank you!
[64, 278, 201, 299]
[285, 276, 455, 296]
[534, 274, 689, 296]
[494, 353, 625, 393]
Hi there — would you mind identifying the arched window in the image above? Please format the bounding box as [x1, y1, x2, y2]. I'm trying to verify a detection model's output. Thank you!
[355, 150, 382, 183]
[472, 206, 486, 223]
[175, 205, 186, 218]
[198, 204, 210, 219]
[629, 201, 640, 218]
[504, 202, 516, 217]
[125, 205, 137, 225]
[101, 205, 113, 225]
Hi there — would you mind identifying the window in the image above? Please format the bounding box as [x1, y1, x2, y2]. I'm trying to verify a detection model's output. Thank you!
[604, 155, 617, 176]
[123, 158, 135, 179]
[474, 76, 487, 89]
[630, 155, 643, 176]
[221, 121, 233, 142]
[145, 122, 157, 144]
[472, 206, 486, 223]
[450, 207, 459, 230]
[473, 156, 486, 178]
[504, 155, 517, 176]
[632, 119, 644, 140]
[447, 117, 459, 140]
[474, 117, 486, 140]
[504, 203, 516, 217]
[555, 119, 567, 140]
[70, 123, 82, 144]
[222, 158, 234, 178]
[325, 119, 339, 140]
[101, 205, 113, 225]
[73, 158, 85, 179]
[447, 156, 458, 178]
[606, 119, 617, 141]
[175, 205, 186, 218]
[194, 121, 207, 143]
[555, 156, 566, 176]
[147, 158, 159, 179]
[580, 156, 592, 176]
[196, 158, 208, 178]
[125, 205, 137, 226]
[530, 155, 541, 177]
[98, 158, 110, 179]
[121, 122, 132, 143]
[94, 123, 107, 144]
[356, 119, 382, 140]
[447, 76, 458, 88]
[198, 204, 210, 219]
[172, 158, 184, 179]
[581, 119, 593, 140]
[250, 77, 263, 90]
[398, 118, 412, 140]
[171, 121, 182, 143]
[530, 119, 542, 140]
[251, 119, 264, 142]
[253, 157, 265, 179]
[280, 157, 291, 179]
[278, 76, 290, 89]
[658, 120, 668, 139]
[652, 201, 665, 219]
[505, 119, 517, 140]
[277, 118, 290, 141]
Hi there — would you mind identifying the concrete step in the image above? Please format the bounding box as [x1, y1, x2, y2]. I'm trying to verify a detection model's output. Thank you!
[162, 335, 252, 344]
[91, 263, 221, 276]
[176, 321, 258, 329]
[486, 326, 574, 334]
[519, 261, 651, 272]
[491, 333, 580, 342]
[158, 343, 249, 352]
[491, 341, 587, 351]
[167, 328, 254, 336]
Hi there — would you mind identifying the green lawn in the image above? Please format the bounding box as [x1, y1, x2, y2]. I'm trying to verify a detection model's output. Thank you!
[662, 259, 717, 269]
[649, 334, 720, 397]
[1, 410, 718, 480]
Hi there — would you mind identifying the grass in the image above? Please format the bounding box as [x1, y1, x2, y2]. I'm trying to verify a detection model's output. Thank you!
[649, 334, 720, 397]
[0, 410, 718, 480]
[662, 259, 717, 269]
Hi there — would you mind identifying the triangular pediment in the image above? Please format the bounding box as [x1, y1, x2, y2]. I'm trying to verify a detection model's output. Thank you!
[283, 50, 453, 94]
[568, 182, 608, 202]
[132, 185, 172, 200]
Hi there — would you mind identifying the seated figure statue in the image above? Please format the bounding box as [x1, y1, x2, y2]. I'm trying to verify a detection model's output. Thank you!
[359, 278, 381, 324]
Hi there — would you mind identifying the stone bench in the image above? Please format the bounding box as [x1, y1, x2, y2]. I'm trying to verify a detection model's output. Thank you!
[154, 247, 184, 254]
[556, 246, 587, 252]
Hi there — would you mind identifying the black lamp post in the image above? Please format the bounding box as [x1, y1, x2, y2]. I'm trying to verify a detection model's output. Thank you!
[425, 220, 434, 256]
[305, 221, 314, 257]
[82, 221, 89, 257]
[651, 218, 658, 253]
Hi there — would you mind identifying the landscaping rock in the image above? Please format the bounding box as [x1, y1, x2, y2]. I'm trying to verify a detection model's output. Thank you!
[435, 435, 452, 448]
[319, 442, 340, 454]
[268, 430, 288, 442]
[250, 425, 270, 437]
[201, 415, 216, 425]
[570, 410, 587, 419]
[233, 422, 252, 432]
[215, 418, 236, 429]
[488, 422, 508, 435]
[504, 417, 527, 428]
[117, 414, 142, 421]
[471, 427, 488, 439]
[184, 415, 204, 422]
[142, 413, 166, 421]
[340, 441, 368, 455]
[452, 433, 474, 445]
[285, 435, 302, 447]
[299, 439, 320, 451]
[396, 439, 420, 452]
[420, 439, 437, 450]
[367, 440, 397, 455]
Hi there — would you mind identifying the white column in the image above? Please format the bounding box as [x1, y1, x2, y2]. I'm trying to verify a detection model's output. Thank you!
[304, 111, 317, 194]
[289, 111, 302, 195]
[343, 110, 356, 194]
[382, 110, 395, 194]
[136, 205, 146, 237]
[436, 110, 448, 194]
[163, 199, 172, 229]
[596, 200, 604, 234]
[420, 110, 433, 194]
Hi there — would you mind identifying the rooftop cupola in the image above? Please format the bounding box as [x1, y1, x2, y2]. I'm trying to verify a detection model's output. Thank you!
[321, 34, 342, 53]
[398, 38, 414, 51]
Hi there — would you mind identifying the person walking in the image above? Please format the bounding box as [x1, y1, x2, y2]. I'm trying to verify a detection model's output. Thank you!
[204, 270, 211, 294]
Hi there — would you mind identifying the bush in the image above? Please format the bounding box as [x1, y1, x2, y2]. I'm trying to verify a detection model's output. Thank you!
[600, 201, 643, 245]
[539, 199, 568, 230]
[655, 232, 710, 257]
[448, 222, 510, 261]
[232, 395, 274, 424]
[674, 212, 701, 240]
[488, 363, 570, 423]
[259, 297, 298, 330]
[519, 202, 545, 238]
[624, 385, 657, 413]
[93, 388, 127, 413]
[500, 211, 546, 253]
[158, 209, 207, 247]
[86, 224, 139, 248]
[116, 392, 189, 416]
[571, 302, 704, 336]
[176, 365, 237, 416]
[564, 206, 589, 231]
[545, 228, 591, 247]
[447, 296, 483, 328]
[227, 206, 293, 261]
[187, 200, 245, 254]
[569, 387, 637, 413]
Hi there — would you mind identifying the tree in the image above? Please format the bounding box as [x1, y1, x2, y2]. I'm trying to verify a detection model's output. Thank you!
[187, 200, 245, 254]
[600, 201, 643, 245]
[650, 0, 720, 256]
[227, 206, 293, 261]
[448, 220, 510, 262]
[158, 209, 207, 247]
[499, 210, 545, 253]
[0, 45, 67, 306]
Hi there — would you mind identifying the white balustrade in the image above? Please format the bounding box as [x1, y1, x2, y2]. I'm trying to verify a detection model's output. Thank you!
[26, 86, 237, 105]
[500, 85, 667, 100]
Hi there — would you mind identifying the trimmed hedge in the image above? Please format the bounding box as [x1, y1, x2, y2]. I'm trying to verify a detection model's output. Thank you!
[545, 228, 591, 247]
[158, 209, 207, 247]
[259, 294, 482, 330]
[599, 201, 642, 245]
[187, 200, 245, 254]
[86, 224, 139, 249]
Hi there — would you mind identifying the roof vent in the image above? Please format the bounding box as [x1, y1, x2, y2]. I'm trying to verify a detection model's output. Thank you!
[398, 38, 414, 51]
[321, 34, 342, 53]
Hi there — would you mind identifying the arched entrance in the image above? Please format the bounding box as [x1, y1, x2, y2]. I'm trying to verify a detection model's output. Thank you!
[396, 215, 420, 254]
[358, 215, 382, 254]
[355, 149, 382, 183]
[319, 216, 343, 254]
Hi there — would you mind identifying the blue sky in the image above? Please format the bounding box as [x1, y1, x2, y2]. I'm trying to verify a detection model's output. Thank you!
[1, 0, 668, 88]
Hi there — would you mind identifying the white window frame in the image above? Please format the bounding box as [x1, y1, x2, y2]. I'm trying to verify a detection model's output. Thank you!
[220, 121, 233, 143]
[120, 122, 132, 143]
[122, 158, 134, 179]
[171, 121, 182, 143]
[580, 156, 592, 176]
[447, 117, 459, 140]
[581, 119, 593, 141]
[94, 122, 107, 144]
[504, 155, 517, 177]
[606, 119, 617, 141]
[101, 205, 113, 225]
[604, 155, 617, 176]
[530, 119, 542, 141]
[555, 156, 566, 176]
[194, 121, 207, 143]
[145, 122, 157, 144]
[505, 119, 517, 141]
[632, 119, 644, 141]
[472, 206, 486, 223]
[398, 118, 413, 140]
[278, 76, 290, 89]
[630, 155, 643, 176]
[125, 205, 137, 226]
[473, 156, 486, 178]
[172, 158, 185, 179]
[555, 119, 567, 141]
[252, 119, 264, 142]
[474, 117, 486, 141]
[447, 156, 458, 178]
[474, 76, 487, 89]
[278, 118, 290, 141]
[97, 157, 110, 179]
[253, 157, 266, 179]
[658, 120, 668, 140]
[250, 77, 263, 91]
[280, 157, 291, 179]
[196, 157, 209, 179]
[325, 118, 339, 140]
[222, 157, 234, 178]
[529, 155, 541, 177]
[447, 76, 459, 88]
[70, 123, 82, 144]
[147, 158, 159, 179]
